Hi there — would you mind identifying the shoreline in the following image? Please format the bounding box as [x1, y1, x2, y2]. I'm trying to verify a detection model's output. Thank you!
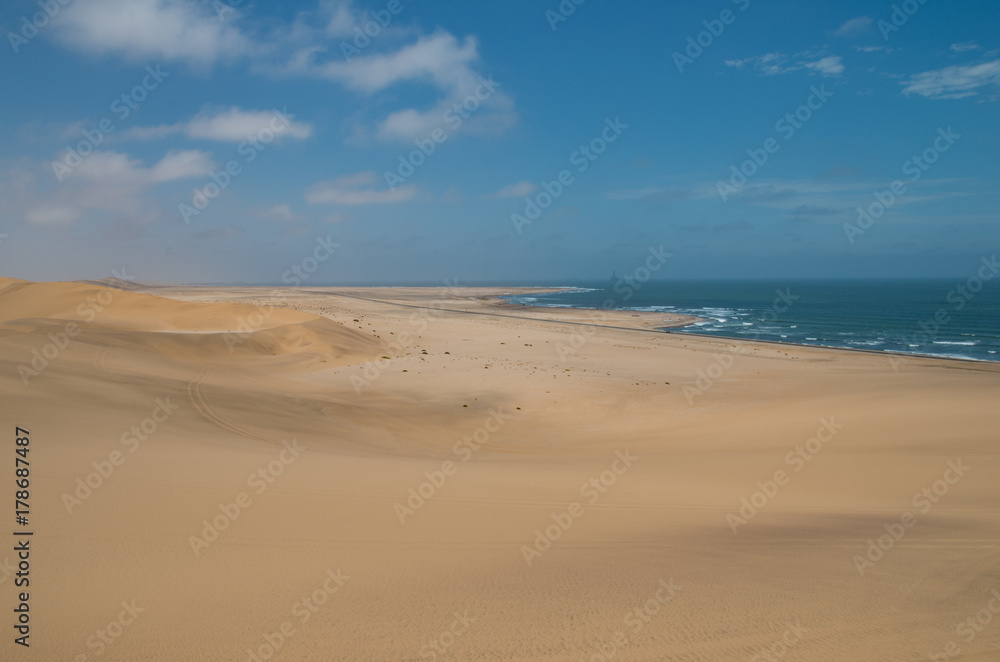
[138, 282, 1000, 369]
[113, 280, 999, 368]
[481, 292, 702, 331]
[493, 289, 1000, 368]
[147, 281, 1000, 370]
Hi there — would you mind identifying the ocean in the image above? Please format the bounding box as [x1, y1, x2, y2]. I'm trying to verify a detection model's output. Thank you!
[501, 279, 1000, 363]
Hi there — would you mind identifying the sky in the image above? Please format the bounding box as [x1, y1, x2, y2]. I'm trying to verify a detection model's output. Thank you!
[0, 0, 998, 285]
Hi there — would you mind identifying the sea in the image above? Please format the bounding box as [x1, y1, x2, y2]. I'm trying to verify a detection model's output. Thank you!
[501, 279, 1000, 363]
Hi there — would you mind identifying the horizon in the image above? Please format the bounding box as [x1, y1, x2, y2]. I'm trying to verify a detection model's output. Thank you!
[1, 0, 998, 283]
[50, 274, 1000, 288]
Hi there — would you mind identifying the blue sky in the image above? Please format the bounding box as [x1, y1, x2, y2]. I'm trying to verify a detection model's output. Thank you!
[0, 0, 998, 284]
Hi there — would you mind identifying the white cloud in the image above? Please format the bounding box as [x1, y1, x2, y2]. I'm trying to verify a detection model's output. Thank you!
[306, 171, 418, 205]
[291, 0, 402, 41]
[262, 204, 299, 223]
[950, 41, 980, 53]
[607, 175, 966, 212]
[25, 205, 81, 225]
[726, 52, 844, 78]
[124, 108, 313, 142]
[300, 31, 480, 93]
[45, 3, 514, 144]
[834, 17, 873, 37]
[187, 108, 312, 141]
[11, 149, 214, 226]
[725, 52, 787, 75]
[323, 0, 357, 38]
[279, 31, 516, 142]
[151, 150, 217, 181]
[441, 187, 462, 203]
[804, 56, 845, 77]
[488, 181, 536, 199]
[73, 150, 215, 185]
[902, 60, 1000, 100]
[51, 0, 250, 65]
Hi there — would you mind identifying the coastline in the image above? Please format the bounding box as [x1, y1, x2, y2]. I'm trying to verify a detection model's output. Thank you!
[143, 282, 1000, 373]
[494, 287, 1000, 366]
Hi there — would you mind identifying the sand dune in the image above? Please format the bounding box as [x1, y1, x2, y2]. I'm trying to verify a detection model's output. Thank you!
[2, 280, 999, 660]
[1, 278, 384, 375]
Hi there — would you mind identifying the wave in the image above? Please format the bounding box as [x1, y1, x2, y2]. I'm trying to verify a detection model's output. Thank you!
[499, 286, 999, 363]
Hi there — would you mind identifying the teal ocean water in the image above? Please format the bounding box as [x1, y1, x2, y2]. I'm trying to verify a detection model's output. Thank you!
[502, 278, 1000, 362]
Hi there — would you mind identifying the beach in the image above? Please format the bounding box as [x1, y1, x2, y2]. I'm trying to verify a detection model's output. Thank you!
[3, 277, 999, 661]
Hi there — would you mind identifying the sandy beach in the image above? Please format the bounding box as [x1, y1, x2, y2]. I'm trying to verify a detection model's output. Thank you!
[3, 277, 999, 661]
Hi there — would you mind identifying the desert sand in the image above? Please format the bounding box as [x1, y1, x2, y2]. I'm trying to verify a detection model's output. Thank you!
[2, 277, 999, 661]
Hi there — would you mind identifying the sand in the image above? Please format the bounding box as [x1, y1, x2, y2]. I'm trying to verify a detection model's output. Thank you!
[2, 277, 999, 661]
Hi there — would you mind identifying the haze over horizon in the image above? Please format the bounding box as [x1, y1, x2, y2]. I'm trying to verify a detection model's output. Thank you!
[1, 0, 998, 284]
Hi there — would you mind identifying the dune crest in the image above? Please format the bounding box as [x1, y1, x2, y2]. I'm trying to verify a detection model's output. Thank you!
[0, 278, 384, 370]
